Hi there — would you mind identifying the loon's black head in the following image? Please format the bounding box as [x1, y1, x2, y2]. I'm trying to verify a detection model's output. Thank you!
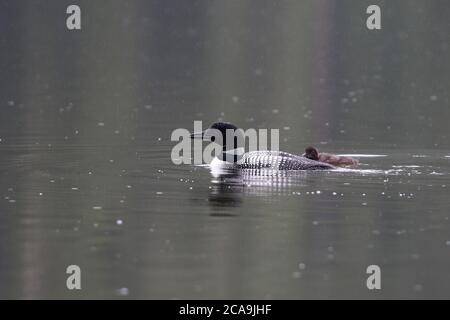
[209, 122, 239, 141]
[190, 122, 243, 162]
[303, 146, 319, 161]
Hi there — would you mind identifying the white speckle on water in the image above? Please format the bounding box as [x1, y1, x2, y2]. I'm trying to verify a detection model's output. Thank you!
[272, 109, 279, 114]
[126, 185, 132, 189]
[231, 96, 239, 103]
[92, 206, 103, 211]
[71, 187, 79, 191]
[39, 193, 43, 196]
[291, 271, 302, 279]
[116, 288, 129, 296]
[312, 221, 319, 226]
[446, 241, 450, 246]
[332, 192, 337, 196]
[298, 263, 306, 270]
[430, 95, 438, 101]
[7, 100, 15, 106]
[254, 68, 263, 76]
[156, 192, 163, 195]
[98, 122, 105, 127]
[414, 284, 424, 292]
[341, 154, 386, 158]
[316, 190, 321, 194]
[9, 200, 16, 203]
[411, 254, 420, 260]
[116, 220, 123, 225]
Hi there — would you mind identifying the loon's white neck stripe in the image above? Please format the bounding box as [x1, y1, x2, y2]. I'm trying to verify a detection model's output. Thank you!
[220, 148, 245, 163]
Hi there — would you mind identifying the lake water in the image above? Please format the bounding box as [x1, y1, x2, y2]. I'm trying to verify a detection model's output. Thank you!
[1, 0, 450, 299]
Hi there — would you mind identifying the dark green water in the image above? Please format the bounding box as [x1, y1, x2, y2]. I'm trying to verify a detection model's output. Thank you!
[1, 0, 450, 299]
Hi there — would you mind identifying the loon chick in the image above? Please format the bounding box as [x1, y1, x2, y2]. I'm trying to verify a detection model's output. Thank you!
[190, 122, 335, 170]
[303, 146, 359, 166]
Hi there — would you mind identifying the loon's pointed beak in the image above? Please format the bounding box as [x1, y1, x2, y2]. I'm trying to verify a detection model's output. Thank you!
[190, 131, 205, 139]
[191, 130, 216, 141]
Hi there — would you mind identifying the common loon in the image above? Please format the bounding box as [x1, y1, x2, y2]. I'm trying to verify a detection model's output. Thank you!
[190, 122, 335, 170]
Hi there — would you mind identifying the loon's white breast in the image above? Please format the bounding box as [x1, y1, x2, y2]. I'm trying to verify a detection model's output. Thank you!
[210, 156, 236, 169]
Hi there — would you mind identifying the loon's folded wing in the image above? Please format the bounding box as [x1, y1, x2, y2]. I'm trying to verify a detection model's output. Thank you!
[239, 151, 335, 170]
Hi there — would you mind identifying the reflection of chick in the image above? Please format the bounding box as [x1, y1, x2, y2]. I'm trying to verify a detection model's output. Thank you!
[303, 146, 359, 167]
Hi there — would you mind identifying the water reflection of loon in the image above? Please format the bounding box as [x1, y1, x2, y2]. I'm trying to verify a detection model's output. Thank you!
[206, 169, 311, 213]
[211, 168, 309, 190]
[191, 122, 335, 171]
